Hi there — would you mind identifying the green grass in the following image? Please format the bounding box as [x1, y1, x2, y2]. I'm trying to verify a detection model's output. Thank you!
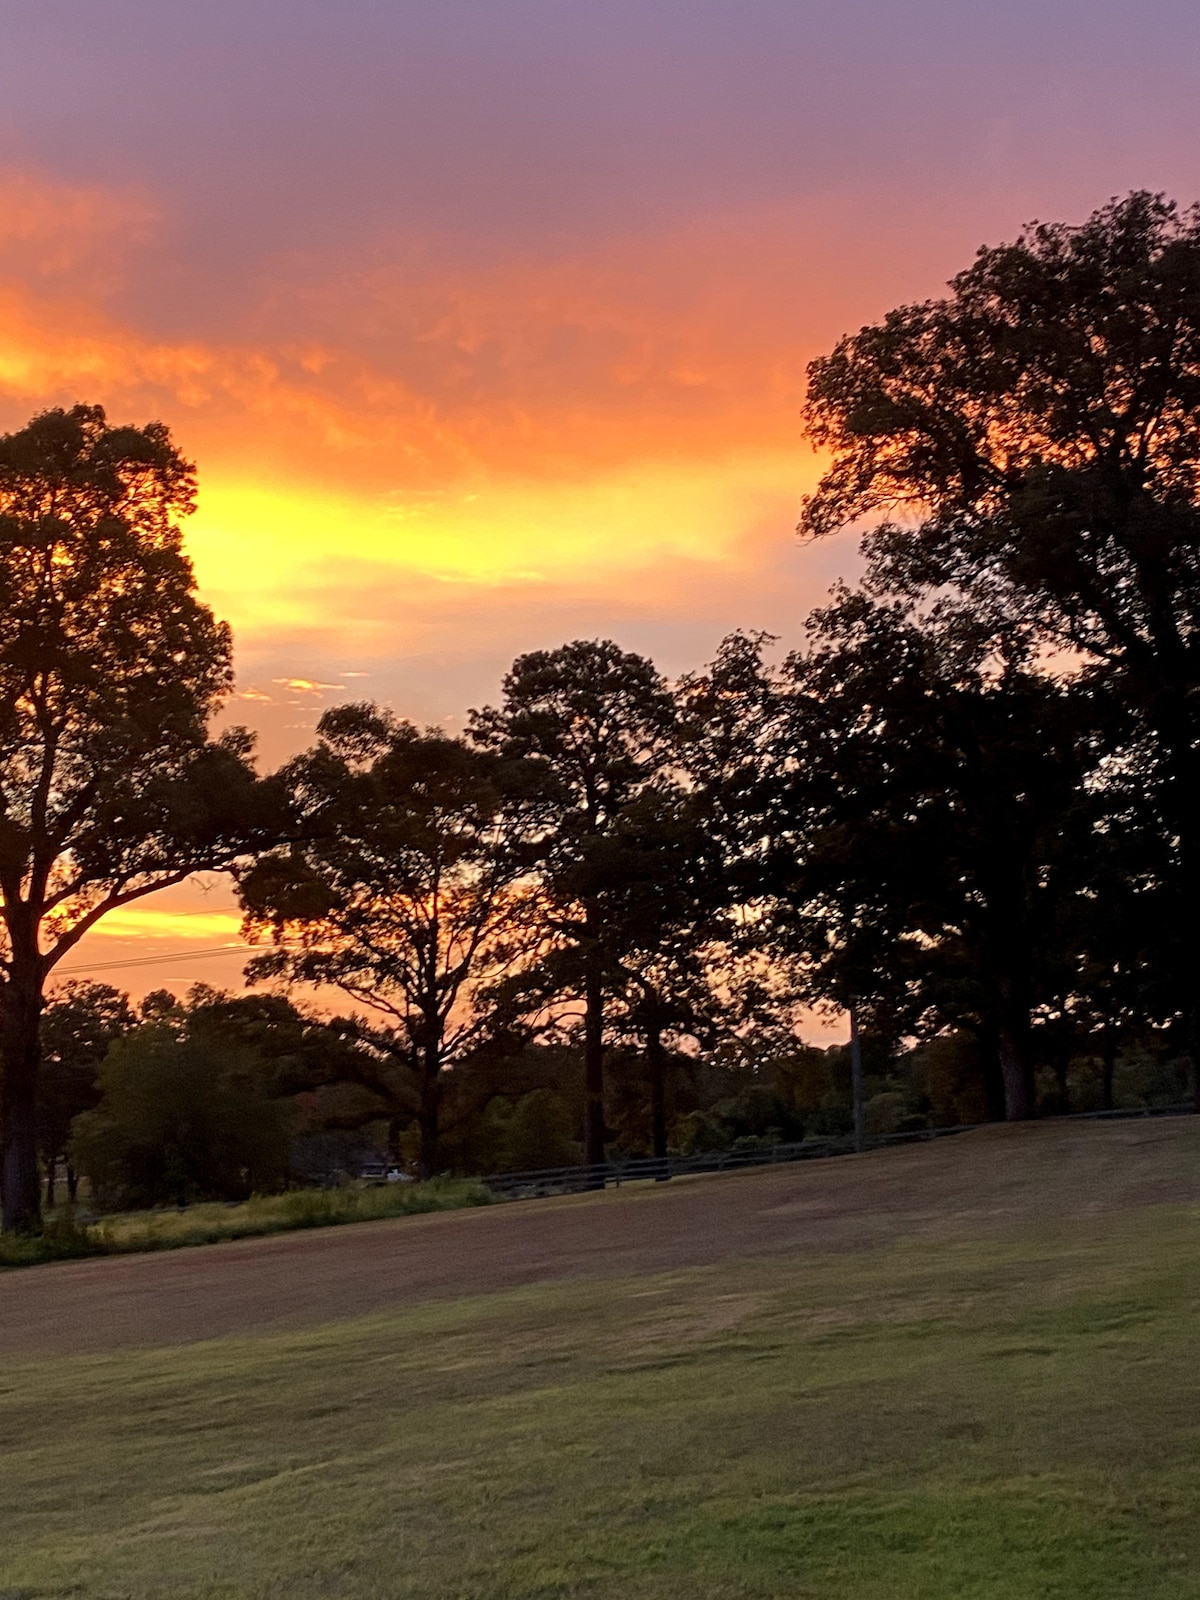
[3, 1196, 1200, 1596]
[0, 1177, 494, 1268]
[0, 1213, 106, 1267]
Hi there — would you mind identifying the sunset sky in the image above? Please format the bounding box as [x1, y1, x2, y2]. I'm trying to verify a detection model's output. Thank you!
[6, 0, 1200, 998]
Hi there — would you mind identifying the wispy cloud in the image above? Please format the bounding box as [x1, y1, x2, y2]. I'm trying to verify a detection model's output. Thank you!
[271, 677, 345, 694]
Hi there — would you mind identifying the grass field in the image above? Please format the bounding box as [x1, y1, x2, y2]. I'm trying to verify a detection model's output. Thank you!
[3, 1122, 1200, 1598]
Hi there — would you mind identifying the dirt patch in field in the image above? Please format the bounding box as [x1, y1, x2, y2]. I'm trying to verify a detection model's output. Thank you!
[2, 1118, 1197, 1357]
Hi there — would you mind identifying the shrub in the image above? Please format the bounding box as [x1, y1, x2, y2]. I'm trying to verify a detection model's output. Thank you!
[0, 1215, 104, 1268]
[72, 1025, 292, 1209]
[92, 1176, 495, 1251]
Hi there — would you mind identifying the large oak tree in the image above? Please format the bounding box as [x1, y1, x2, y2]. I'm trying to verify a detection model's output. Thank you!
[799, 192, 1200, 1093]
[0, 405, 270, 1233]
[774, 595, 1100, 1119]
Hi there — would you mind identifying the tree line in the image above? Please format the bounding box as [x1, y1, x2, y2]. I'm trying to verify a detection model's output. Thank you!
[3, 191, 1199, 1233]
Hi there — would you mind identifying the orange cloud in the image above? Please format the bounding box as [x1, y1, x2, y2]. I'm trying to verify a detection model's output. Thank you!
[0, 169, 157, 287]
[2, 172, 872, 995]
[0, 171, 857, 713]
[0, 184, 864, 654]
[0, 172, 836, 492]
[0, 185, 846, 731]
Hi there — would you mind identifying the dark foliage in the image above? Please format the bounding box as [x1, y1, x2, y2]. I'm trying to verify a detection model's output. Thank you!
[0, 405, 281, 1232]
[72, 1022, 292, 1210]
[800, 191, 1200, 1100]
[238, 703, 539, 1177]
[38, 981, 135, 1205]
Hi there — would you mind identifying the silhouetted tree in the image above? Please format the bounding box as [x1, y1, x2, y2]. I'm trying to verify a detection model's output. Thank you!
[117, 984, 394, 1181]
[594, 786, 730, 1158]
[180, 983, 362, 1098]
[239, 704, 538, 1178]
[800, 191, 1200, 1095]
[0, 405, 274, 1233]
[470, 642, 678, 1164]
[436, 1038, 586, 1174]
[773, 595, 1100, 1119]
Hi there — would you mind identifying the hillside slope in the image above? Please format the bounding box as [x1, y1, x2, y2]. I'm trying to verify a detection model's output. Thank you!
[4, 1116, 1200, 1598]
[4, 1116, 1198, 1356]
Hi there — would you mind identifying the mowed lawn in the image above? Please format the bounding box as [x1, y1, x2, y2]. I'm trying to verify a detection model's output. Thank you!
[3, 1124, 1200, 1599]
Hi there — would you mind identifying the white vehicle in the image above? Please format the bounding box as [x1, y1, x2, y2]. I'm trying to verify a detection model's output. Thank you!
[359, 1161, 415, 1184]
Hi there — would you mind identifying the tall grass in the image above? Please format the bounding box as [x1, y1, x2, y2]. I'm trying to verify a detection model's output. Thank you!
[0, 1214, 104, 1267]
[0, 1176, 494, 1268]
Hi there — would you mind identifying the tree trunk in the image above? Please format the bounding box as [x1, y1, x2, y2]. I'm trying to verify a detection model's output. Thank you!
[1149, 689, 1200, 1112]
[387, 1117, 405, 1168]
[1, 974, 45, 1234]
[978, 1029, 1007, 1122]
[1101, 1026, 1117, 1112]
[1172, 850, 1200, 1110]
[582, 929, 605, 1169]
[66, 1164, 79, 1206]
[44, 1158, 56, 1210]
[1183, 826, 1200, 1112]
[416, 1051, 442, 1181]
[1050, 1037, 1071, 1114]
[996, 1020, 1034, 1121]
[848, 1006, 867, 1152]
[646, 1021, 668, 1167]
[416, 1112, 439, 1181]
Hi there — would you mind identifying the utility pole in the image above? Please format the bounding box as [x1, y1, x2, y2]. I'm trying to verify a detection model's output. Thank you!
[849, 1004, 866, 1153]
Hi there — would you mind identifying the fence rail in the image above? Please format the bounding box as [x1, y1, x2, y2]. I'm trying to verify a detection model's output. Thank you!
[482, 1101, 1195, 1200]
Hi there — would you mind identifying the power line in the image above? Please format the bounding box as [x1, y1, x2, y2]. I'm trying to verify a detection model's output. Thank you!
[56, 943, 269, 975]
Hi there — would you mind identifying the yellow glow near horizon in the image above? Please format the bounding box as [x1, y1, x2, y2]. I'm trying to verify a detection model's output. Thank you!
[1, 167, 834, 1000]
[184, 446, 816, 642]
[80, 907, 244, 945]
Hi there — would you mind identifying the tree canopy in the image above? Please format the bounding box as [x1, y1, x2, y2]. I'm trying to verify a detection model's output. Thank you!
[239, 703, 538, 1177]
[470, 641, 680, 1164]
[799, 192, 1200, 1100]
[0, 404, 275, 1232]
